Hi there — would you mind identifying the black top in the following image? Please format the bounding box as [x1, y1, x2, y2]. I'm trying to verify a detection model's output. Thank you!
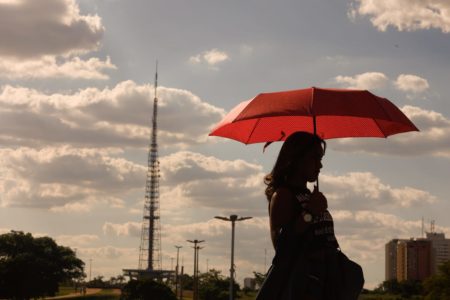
[295, 191, 339, 251]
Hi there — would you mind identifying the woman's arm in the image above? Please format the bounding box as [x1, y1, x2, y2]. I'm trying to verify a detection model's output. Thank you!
[269, 188, 293, 248]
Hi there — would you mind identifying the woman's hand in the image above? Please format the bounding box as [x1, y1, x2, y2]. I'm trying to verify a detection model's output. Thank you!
[307, 185, 328, 215]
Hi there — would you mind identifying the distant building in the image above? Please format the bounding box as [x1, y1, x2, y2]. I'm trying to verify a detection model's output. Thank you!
[426, 232, 450, 274]
[243, 277, 256, 290]
[396, 239, 432, 281]
[396, 241, 407, 281]
[386, 231, 450, 282]
[385, 239, 406, 281]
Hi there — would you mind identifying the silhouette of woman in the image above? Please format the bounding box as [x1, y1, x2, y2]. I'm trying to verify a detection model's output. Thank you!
[262, 131, 341, 299]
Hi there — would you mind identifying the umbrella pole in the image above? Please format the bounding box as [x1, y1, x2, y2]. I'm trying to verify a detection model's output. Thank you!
[313, 115, 320, 190]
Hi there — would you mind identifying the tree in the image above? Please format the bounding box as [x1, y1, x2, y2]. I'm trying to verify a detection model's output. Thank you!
[423, 260, 450, 299]
[180, 273, 194, 290]
[120, 279, 177, 300]
[87, 275, 107, 288]
[253, 271, 266, 290]
[0, 230, 85, 300]
[375, 279, 423, 298]
[198, 269, 239, 300]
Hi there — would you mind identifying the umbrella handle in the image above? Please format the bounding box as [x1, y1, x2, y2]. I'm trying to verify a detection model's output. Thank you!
[313, 115, 317, 136]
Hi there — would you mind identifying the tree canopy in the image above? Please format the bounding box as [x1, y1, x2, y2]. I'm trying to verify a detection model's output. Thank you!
[198, 269, 239, 300]
[0, 230, 85, 300]
[120, 279, 177, 300]
[423, 260, 450, 299]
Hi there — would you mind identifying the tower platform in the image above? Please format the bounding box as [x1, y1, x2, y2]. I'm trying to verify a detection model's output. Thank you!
[123, 268, 175, 281]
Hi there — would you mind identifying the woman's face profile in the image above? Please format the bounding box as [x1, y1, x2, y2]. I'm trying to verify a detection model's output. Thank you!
[293, 143, 324, 183]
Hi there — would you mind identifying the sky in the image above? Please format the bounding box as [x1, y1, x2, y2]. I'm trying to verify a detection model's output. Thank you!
[1, 0, 450, 289]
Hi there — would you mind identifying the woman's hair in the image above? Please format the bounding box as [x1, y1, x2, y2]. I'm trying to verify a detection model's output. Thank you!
[264, 131, 326, 202]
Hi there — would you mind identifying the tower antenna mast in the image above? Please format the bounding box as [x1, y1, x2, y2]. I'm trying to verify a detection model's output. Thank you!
[123, 62, 174, 280]
[137, 61, 162, 271]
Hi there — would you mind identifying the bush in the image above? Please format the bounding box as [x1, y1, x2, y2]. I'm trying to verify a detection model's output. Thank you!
[120, 279, 177, 300]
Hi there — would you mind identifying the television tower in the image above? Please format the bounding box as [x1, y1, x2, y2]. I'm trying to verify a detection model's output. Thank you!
[137, 62, 162, 271]
[123, 63, 173, 280]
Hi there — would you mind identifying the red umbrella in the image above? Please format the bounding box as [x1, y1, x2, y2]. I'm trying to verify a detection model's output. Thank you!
[209, 87, 418, 144]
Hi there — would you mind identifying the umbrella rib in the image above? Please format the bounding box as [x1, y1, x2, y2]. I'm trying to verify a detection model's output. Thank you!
[372, 117, 388, 138]
[245, 118, 261, 144]
[372, 118, 388, 138]
[372, 97, 391, 138]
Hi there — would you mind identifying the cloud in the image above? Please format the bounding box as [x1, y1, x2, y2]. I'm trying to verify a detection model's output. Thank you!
[394, 74, 430, 94]
[0, 147, 144, 210]
[0, 56, 116, 80]
[350, 0, 450, 33]
[156, 151, 437, 219]
[55, 234, 99, 248]
[158, 151, 266, 215]
[321, 172, 436, 210]
[0, 0, 103, 59]
[334, 210, 450, 261]
[79, 246, 137, 260]
[0, 81, 224, 148]
[334, 72, 389, 90]
[0, 0, 114, 80]
[331, 105, 450, 157]
[103, 221, 141, 237]
[189, 49, 230, 68]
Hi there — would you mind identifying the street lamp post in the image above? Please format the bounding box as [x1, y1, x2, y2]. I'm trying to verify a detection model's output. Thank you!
[175, 245, 182, 298]
[187, 239, 204, 300]
[89, 258, 92, 282]
[215, 215, 252, 300]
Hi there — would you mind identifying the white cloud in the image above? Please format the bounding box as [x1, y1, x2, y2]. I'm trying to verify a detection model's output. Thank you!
[55, 234, 99, 247]
[350, 0, 450, 33]
[334, 210, 450, 262]
[331, 105, 450, 157]
[158, 151, 266, 215]
[0, 0, 114, 80]
[189, 49, 230, 68]
[394, 74, 430, 94]
[160, 151, 438, 220]
[103, 221, 141, 237]
[79, 246, 137, 260]
[0, 0, 103, 59]
[0, 56, 116, 80]
[322, 172, 436, 210]
[0, 81, 224, 148]
[0, 147, 144, 210]
[334, 72, 389, 90]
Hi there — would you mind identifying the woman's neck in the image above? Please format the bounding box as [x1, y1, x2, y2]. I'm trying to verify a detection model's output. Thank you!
[286, 179, 309, 194]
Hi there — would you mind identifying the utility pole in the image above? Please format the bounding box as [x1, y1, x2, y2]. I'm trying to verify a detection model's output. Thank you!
[214, 215, 252, 300]
[180, 265, 184, 300]
[175, 245, 182, 298]
[264, 248, 267, 273]
[187, 239, 204, 300]
[196, 246, 204, 277]
[180, 256, 184, 300]
[89, 258, 92, 282]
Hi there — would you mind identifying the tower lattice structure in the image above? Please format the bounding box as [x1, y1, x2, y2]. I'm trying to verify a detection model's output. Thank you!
[138, 68, 162, 271]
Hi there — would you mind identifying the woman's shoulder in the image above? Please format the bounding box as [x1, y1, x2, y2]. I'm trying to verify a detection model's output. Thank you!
[271, 186, 294, 201]
[270, 186, 296, 212]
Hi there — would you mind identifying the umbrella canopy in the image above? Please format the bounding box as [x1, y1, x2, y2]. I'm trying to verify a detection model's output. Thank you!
[209, 87, 418, 144]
